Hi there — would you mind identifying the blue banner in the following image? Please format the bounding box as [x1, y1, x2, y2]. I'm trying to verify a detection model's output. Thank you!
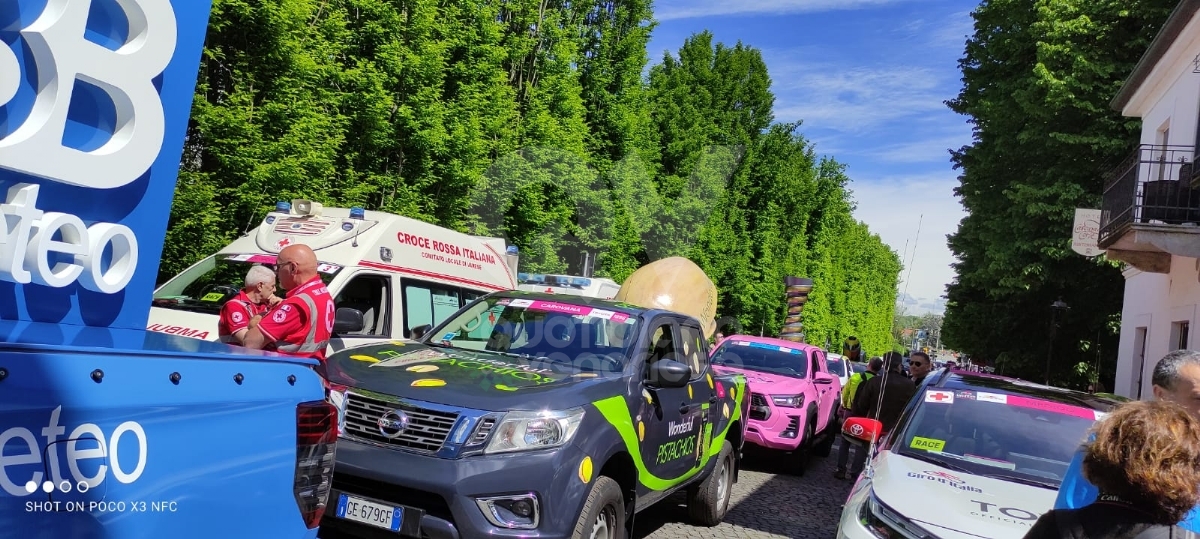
[0, 0, 213, 331]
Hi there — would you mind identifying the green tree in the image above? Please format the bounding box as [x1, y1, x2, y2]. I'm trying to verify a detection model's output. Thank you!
[943, 0, 1176, 386]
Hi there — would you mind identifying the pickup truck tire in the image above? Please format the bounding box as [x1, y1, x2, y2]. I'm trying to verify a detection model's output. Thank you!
[572, 476, 626, 539]
[687, 439, 734, 526]
[791, 418, 815, 475]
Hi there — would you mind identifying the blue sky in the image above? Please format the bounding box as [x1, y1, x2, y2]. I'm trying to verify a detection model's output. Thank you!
[647, 0, 978, 315]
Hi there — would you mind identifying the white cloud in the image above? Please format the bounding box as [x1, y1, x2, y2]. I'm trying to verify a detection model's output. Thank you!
[654, 0, 912, 21]
[850, 173, 966, 316]
[763, 57, 952, 134]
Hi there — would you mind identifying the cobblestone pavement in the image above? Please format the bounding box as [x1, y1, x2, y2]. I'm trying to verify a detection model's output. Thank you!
[634, 438, 856, 539]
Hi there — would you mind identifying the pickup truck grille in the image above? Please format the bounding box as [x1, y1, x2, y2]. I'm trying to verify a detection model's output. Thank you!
[749, 393, 770, 421]
[343, 393, 459, 453]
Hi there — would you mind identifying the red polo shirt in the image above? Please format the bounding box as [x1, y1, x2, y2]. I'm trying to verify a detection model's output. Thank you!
[256, 276, 335, 362]
[217, 291, 270, 343]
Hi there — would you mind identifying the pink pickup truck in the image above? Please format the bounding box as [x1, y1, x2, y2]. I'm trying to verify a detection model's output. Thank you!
[710, 335, 842, 474]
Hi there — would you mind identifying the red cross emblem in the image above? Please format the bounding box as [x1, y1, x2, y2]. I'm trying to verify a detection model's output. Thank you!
[276, 238, 292, 249]
[925, 391, 954, 403]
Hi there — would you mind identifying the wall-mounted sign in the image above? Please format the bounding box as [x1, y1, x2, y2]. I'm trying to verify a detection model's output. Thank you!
[1, 0, 213, 331]
[1071, 208, 1102, 257]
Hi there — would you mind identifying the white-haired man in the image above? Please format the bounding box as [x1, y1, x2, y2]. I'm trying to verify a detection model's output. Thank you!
[217, 265, 282, 346]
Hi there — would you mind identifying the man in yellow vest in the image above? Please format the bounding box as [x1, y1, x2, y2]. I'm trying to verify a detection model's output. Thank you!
[835, 356, 882, 479]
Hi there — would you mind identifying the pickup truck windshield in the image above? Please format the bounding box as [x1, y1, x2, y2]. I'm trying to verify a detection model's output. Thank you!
[896, 387, 1102, 489]
[710, 340, 810, 378]
[429, 296, 641, 373]
[153, 253, 340, 314]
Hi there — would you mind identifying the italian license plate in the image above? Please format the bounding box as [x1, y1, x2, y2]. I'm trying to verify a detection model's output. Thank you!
[336, 493, 403, 532]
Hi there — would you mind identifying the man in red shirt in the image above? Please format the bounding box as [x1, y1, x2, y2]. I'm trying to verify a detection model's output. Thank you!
[243, 244, 335, 362]
[217, 265, 282, 346]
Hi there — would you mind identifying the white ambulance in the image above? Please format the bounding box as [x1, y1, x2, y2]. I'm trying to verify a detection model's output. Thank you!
[516, 272, 620, 299]
[147, 200, 519, 353]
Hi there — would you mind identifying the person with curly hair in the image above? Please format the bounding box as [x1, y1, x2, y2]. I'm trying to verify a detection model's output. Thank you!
[1056, 350, 1200, 532]
[1024, 400, 1200, 538]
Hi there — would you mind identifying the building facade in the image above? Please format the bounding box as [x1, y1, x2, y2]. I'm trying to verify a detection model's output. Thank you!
[1102, 0, 1200, 398]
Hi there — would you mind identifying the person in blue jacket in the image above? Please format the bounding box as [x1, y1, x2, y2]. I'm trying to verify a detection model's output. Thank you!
[1055, 349, 1200, 531]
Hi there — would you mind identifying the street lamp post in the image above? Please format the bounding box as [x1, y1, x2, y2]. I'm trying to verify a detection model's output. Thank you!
[1046, 298, 1070, 386]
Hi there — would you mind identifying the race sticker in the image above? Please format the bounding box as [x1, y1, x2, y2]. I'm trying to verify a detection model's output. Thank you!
[1005, 394, 1096, 420]
[508, 299, 534, 308]
[910, 436, 946, 451]
[925, 390, 954, 404]
[441, 333, 456, 342]
[527, 300, 591, 315]
[226, 253, 254, 262]
[612, 312, 632, 324]
[590, 309, 615, 320]
[1094, 411, 1108, 421]
[201, 292, 224, 302]
[976, 392, 1007, 404]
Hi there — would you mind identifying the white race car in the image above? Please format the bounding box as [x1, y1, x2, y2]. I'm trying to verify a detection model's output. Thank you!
[837, 371, 1121, 539]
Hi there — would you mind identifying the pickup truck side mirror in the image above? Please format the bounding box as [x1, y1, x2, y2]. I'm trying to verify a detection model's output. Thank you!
[410, 324, 433, 340]
[814, 372, 834, 385]
[647, 359, 691, 388]
[333, 308, 365, 334]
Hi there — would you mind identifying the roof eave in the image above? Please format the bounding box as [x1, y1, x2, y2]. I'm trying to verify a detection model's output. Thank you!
[1112, 0, 1200, 113]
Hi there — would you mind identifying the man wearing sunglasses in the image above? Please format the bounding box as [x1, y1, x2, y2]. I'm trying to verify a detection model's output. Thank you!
[908, 351, 933, 385]
[242, 244, 336, 362]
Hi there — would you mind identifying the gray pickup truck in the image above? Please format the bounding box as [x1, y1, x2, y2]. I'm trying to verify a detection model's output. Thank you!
[316, 290, 750, 539]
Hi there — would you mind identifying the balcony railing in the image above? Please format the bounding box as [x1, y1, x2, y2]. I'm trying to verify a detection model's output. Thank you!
[1099, 144, 1200, 246]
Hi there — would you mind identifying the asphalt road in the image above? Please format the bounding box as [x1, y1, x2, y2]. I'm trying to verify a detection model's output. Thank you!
[634, 439, 856, 539]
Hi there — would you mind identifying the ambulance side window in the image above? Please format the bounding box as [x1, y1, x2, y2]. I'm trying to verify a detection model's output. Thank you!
[333, 274, 391, 337]
[403, 279, 486, 338]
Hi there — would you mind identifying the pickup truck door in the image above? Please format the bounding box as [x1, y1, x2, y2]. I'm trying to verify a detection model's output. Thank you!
[811, 350, 836, 431]
[637, 318, 704, 487]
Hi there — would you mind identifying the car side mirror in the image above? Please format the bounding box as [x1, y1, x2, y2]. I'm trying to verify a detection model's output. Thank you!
[333, 308, 365, 334]
[841, 417, 884, 446]
[410, 324, 433, 340]
[647, 359, 691, 388]
[814, 372, 834, 385]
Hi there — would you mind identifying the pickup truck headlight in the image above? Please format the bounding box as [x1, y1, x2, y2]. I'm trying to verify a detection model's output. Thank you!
[484, 408, 585, 454]
[772, 394, 805, 408]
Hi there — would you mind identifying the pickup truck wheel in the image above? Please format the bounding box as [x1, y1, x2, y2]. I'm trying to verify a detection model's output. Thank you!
[791, 419, 814, 476]
[572, 476, 625, 539]
[687, 439, 733, 526]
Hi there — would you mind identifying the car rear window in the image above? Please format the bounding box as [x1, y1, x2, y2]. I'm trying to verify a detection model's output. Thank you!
[894, 388, 1104, 489]
[827, 358, 846, 376]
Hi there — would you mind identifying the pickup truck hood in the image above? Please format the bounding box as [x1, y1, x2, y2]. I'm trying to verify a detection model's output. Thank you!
[711, 365, 808, 394]
[323, 342, 625, 411]
[868, 451, 1055, 539]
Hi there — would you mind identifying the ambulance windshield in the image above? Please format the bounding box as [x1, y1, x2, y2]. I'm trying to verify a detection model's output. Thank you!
[152, 254, 340, 314]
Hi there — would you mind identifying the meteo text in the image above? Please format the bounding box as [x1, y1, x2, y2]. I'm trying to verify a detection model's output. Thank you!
[0, 184, 139, 293]
[0, 406, 149, 496]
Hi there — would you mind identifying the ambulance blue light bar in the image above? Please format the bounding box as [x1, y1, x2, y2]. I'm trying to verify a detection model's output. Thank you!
[275, 201, 292, 212]
[349, 206, 365, 219]
[570, 277, 591, 287]
[518, 273, 546, 284]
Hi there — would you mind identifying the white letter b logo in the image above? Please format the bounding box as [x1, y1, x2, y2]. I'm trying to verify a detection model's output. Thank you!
[0, 0, 177, 189]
